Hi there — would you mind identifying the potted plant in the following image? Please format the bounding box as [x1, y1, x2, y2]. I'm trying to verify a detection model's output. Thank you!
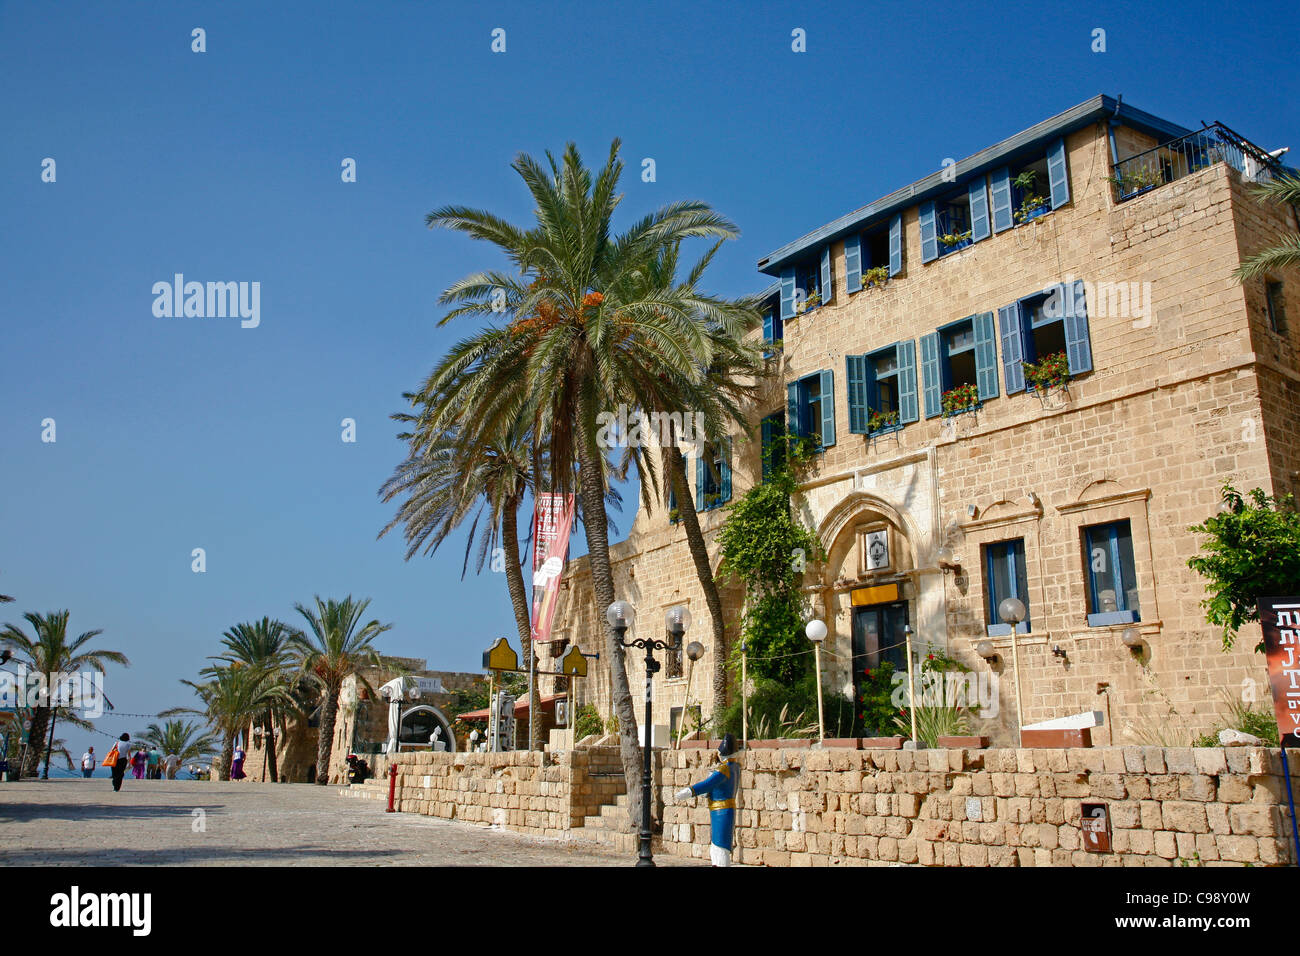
[797, 290, 821, 314]
[937, 230, 972, 251]
[941, 382, 980, 416]
[1023, 351, 1070, 391]
[862, 265, 890, 289]
[1106, 166, 1164, 196]
[867, 408, 900, 434]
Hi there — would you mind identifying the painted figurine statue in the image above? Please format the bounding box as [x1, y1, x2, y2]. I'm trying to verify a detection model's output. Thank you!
[675, 733, 740, 867]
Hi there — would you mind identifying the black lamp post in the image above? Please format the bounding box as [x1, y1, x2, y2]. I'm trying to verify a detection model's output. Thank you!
[607, 599, 685, 867]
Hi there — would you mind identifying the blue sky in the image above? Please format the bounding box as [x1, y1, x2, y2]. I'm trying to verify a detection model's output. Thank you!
[2, 0, 1296, 763]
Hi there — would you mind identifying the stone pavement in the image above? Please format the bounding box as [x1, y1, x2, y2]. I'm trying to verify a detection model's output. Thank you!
[0, 778, 704, 866]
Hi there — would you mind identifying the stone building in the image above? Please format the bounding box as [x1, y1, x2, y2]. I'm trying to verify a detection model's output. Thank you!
[238, 656, 486, 783]
[548, 94, 1299, 747]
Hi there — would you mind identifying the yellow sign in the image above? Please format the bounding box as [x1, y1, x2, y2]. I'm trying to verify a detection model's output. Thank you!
[561, 644, 588, 677]
[851, 583, 899, 606]
[482, 637, 519, 672]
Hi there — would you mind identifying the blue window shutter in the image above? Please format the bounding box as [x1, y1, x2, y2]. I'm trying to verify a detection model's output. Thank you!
[720, 442, 732, 502]
[818, 369, 835, 447]
[998, 304, 1026, 393]
[820, 247, 833, 304]
[920, 332, 941, 419]
[1047, 137, 1071, 208]
[762, 309, 773, 343]
[1064, 278, 1093, 374]
[973, 311, 1000, 401]
[844, 235, 862, 293]
[888, 214, 903, 276]
[695, 454, 705, 512]
[780, 268, 796, 321]
[897, 340, 919, 424]
[990, 167, 1013, 232]
[969, 177, 991, 242]
[919, 202, 938, 263]
[846, 355, 868, 433]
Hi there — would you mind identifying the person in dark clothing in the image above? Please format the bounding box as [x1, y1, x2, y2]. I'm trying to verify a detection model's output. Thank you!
[111, 733, 130, 792]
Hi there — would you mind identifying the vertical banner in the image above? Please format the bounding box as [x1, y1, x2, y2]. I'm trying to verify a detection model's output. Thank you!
[1259, 596, 1300, 747]
[531, 493, 576, 643]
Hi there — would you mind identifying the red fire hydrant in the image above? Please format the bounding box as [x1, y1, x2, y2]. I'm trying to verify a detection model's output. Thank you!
[385, 761, 398, 813]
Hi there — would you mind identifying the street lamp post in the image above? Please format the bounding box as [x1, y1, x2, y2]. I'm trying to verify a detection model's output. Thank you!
[999, 598, 1028, 746]
[804, 619, 828, 743]
[608, 599, 677, 867]
[677, 636, 706, 750]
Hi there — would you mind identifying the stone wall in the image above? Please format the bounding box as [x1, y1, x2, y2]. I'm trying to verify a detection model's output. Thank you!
[657, 745, 1297, 866]
[363, 744, 1298, 867]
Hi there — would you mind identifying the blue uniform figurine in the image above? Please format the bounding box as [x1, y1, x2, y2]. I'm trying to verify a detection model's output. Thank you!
[675, 733, 740, 866]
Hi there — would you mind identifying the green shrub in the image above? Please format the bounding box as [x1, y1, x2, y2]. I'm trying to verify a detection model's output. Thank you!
[573, 704, 603, 740]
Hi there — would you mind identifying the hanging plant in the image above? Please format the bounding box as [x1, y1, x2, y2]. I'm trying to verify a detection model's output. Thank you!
[862, 266, 890, 289]
[941, 383, 980, 416]
[867, 408, 899, 433]
[938, 230, 972, 248]
[1023, 351, 1070, 391]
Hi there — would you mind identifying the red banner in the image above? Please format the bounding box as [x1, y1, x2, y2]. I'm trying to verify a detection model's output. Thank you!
[531, 493, 576, 643]
[1259, 596, 1300, 746]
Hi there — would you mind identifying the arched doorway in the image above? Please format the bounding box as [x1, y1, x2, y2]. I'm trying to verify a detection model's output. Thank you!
[395, 705, 457, 753]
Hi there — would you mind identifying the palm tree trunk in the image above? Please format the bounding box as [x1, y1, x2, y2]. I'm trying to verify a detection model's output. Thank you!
[219, 734, 234, 782]
[262, 705, 279, 782]
[21, 705, 51, 779]
[501, 497, 540, 750]
[316, 680, 341, 785]
[666, 430, 730, 719]
[575, 386, 641, 831]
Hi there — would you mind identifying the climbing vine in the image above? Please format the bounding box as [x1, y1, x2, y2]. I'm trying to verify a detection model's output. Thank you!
[716, 440, 824, 684]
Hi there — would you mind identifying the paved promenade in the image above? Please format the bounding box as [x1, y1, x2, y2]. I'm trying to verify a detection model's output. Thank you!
[0, 778, 698, 866]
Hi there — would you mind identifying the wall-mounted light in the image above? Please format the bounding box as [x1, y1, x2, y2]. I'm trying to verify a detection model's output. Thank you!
[966, 504, 978, 519]
[975, 639, 999, 664]
[936, 546, 961, 574]
[1121, 627, 1143, 655]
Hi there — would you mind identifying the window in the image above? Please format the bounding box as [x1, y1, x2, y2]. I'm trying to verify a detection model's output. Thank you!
[696, 441, 731, 511]
[1009, 157, 1050, 224]
[846, 342, 918, 433]
[796, 259, 821, 309]
[1083, 520, 1141, 625]
[922, 312, 999, 417]
[760, 412, 786, 481]
[998, 280, 1093, 393]
[762, 305, 783, 349]
[1266, 280, 1287, 334]
[989, 139, 1070, 232]
[935, 187, 972, 255]
[984, 539, 1030, 635]
[787, 370, 836, 448]
[846, 214, 904, 289]
[666, 482, 679, 523]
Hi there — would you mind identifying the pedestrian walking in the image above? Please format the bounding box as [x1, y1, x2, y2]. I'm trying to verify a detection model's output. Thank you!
[80, 747, 95, 778]
[130, 747, 146, 780]
[108, 734, 130, 791]
[146, 746, 162, 780]
[163, 752, 179, 779]
[230, 744, 246, 780]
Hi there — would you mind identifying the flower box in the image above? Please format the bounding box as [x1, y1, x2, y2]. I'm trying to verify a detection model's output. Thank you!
[941, 383, 981, 418]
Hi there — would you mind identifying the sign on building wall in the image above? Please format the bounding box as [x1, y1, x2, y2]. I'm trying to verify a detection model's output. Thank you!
[865, 528, 890, 571]
[531, 493, 576, 644]
[1258, 596, 1300, 747]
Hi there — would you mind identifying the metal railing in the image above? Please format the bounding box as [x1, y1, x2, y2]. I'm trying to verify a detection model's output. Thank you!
[1110, 122, 1283, 202]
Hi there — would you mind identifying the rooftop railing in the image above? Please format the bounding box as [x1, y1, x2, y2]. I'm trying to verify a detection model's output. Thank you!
[1109, 122, 1284, 202]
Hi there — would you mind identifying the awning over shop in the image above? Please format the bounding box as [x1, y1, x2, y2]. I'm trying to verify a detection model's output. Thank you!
[455, 693, 565, 722]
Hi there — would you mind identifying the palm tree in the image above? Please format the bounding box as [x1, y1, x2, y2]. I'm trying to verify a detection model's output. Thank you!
[1234, 172, 1300, 280]
[421, 140, 747, 827]
[136, 718, 220, 775]
[0, 611, 128, 779]
[380, 408, 549, 749]
[292, 596, 392, 785]
[174, 665, 290, 781]
[213, 618, 300, 781]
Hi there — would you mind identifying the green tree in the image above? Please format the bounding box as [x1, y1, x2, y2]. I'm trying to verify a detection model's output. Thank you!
[292, 596, 392, 784]
[136, 718, 220, 774]
[1188, 485, 1300, 651]
[172, 664, 292, 780]
[420, 140, 746, 827]
[213, 617, 300, 781]
[0, 611, 128, 779]
[1233, 173, 1300, 281]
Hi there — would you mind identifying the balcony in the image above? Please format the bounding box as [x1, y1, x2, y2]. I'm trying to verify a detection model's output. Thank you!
[1109, 122, 1284, 203]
